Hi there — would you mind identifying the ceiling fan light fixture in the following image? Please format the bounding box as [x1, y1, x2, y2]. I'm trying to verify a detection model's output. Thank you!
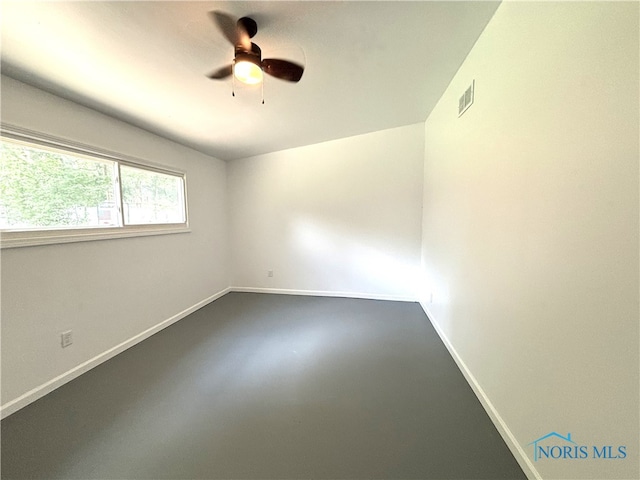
[234, 60, 263, 84]
[208, 13, 304, 86]
[233, 47, 263, 85]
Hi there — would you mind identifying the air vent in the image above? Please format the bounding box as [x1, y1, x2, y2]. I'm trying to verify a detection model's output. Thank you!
[458, 80, 475, 117]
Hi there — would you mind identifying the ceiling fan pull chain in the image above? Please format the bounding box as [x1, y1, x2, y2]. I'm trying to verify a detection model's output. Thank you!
[232, 60, 236, 96]
[262, 80, 265, 105]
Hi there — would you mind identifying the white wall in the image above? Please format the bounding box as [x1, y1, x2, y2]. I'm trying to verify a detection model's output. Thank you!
[0, 76, 229, 412]
[228, 124, 424, 300]
[420, 2, 639, 479]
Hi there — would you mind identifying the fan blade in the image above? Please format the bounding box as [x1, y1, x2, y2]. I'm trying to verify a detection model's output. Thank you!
[209, 10, 252, 51]
[207, 65, 233, 79]
[262, 59, 304, 82]
[209, 11, 237, 46]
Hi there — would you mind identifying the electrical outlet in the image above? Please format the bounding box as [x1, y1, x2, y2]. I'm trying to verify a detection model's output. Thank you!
[61, 330, 73, 348]
[267, 270, 274, 278]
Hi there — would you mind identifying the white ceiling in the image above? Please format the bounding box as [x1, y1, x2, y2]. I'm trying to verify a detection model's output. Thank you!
[0, 1, 500, 161]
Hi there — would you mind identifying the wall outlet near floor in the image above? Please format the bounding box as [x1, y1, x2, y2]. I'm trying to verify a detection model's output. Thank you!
[61, 330, 73, 348]
[267, 270, 274, 278]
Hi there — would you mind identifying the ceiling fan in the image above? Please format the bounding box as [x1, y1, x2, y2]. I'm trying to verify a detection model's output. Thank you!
[207, 11, 304, 87]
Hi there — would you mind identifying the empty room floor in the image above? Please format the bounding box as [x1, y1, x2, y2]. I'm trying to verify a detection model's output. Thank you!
[1, 293, 525, 479]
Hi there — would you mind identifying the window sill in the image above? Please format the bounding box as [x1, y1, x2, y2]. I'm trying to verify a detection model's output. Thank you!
[0, 224, 191, 249]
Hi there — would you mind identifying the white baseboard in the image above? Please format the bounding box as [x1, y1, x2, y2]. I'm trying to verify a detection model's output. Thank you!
[1, 287, 231, 419]
[418, 301, 542, 480]
[230, 286, 416, 303]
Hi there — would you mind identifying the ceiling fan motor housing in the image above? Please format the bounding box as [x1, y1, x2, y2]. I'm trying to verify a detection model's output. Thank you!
[235, 42, 261, 65]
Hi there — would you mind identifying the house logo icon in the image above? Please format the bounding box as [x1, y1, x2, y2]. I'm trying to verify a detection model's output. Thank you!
[527, 432, 576, 462]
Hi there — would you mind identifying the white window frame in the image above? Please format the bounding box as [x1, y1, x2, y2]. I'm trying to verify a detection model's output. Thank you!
[0, 124, 190, 249]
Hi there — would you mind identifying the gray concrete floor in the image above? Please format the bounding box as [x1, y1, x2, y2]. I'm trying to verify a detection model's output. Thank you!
[1, 293, 526, 479]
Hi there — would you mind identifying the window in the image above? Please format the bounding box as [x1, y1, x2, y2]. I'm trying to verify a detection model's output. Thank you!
[120, 165, 185, 225]
[0, 125, 188, 248]
[1, 138, 119, 230]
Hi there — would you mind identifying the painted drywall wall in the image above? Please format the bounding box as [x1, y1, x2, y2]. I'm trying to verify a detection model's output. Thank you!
[228, 124, 424, 300]
[0, 76, 229, 409]
[420, 2, 639, 479]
